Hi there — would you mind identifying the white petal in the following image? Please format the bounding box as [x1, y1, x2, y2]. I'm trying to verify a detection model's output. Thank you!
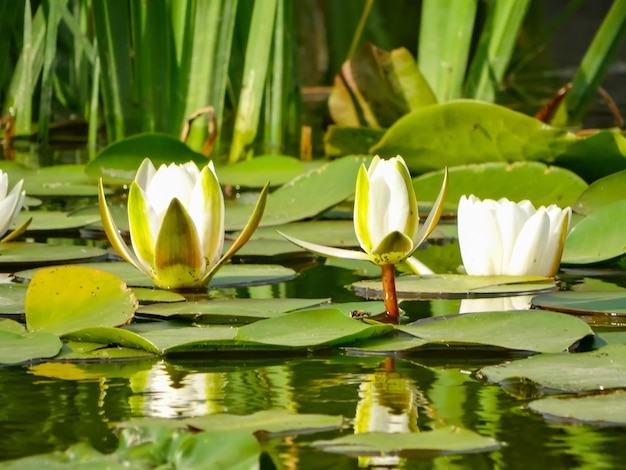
[495, 198, 530, 273]
[0, 172, 8, 199]
[508, 210, 550, 275]
[134, 158, 157, 190]
[145, 163, 196, 215]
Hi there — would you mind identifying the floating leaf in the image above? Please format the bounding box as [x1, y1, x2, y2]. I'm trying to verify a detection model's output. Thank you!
[216, 155, 306, 188]
[124, 324, 239, 353]
[225, 155, 369, 230]
[22, 165, 107, 197]
[85, 133, 206, 184]
[0, 243, 108, 271]
[396, 311, 593, 353]
[0, 284, 27, 314]
[352, 274, 556, 299]
[0, 330, 62, 364]
[64, 327, 161, 354]
[25, 265, 138, 336]
[532, 291, 626, 316]
[562, 200, 626, 265]
[235, 308, 394, 348]
[478, 345, 626, 394]
[311, 426, 500, 457]
[14, 211, 101, 232]
[132, 288, 186, 304]
[573, 169, 626, 215]
[138, 298, 330, 323]
[413, 162, 587, 211]
[529, 391, 626, 426]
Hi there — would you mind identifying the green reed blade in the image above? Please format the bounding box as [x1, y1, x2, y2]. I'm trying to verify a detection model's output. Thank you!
[38, 0, 66, 143]
[88, 40, 101, 153]
[92, 0, 137, 142]
[418, 0, 477, 102]
[565, 0, 626, 125]
[465, 0, 531, 102]
[229, 0, 278, 163]
[265, 0, 285, 153]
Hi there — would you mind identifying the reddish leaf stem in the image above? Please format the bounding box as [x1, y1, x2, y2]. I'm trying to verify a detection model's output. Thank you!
[381, 263, 399, 323]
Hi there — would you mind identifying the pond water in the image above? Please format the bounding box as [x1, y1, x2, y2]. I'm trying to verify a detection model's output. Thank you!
[3, 246, 626, 468]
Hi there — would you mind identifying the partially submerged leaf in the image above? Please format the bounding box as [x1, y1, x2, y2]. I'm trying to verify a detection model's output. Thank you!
[529, 391, 626, 426]
[532, 291, 626, 316]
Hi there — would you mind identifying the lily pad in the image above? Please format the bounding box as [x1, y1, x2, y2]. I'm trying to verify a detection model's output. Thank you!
[0, 283, 27, 314]
[123, 325, 240, 353]
[0, 330, 62, 364]
[351, 274, 556, 299]
[25, 265, 138, 336]
[225, 155, 369, 230]
[0, 243, 108, 271]
[132, 288, 186, 304]
[573, 169, 626, 215]
[562, 199, 626, 265]
[14, 211, 101, 232]
[395, 310, 593, 353]
[478, 345, 626, 394]
[311, 426, 500, 457]
[532, 291, 626, 316]
[528, 391, 626, 426]
[64, 326, 161, 354]
[22, 165, 105, 197]
[215, 155, 306, 187]
[413, 162, 587, 211]
[85, 133, 207, 184]
[137, 298, 330, 323]
[235, 308, 394, 348]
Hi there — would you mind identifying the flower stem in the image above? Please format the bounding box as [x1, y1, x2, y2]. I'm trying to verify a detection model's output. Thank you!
[381, 263, 399, 323]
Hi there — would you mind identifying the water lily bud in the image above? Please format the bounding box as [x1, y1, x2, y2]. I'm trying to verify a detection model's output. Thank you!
[0, 170, 25, 238]
[457, 195, 571, 276]
[99, 158, 268, 289]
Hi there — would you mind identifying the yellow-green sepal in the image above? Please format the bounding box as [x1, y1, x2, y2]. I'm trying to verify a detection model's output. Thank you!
[198, 164, 224, 266]
[154, 198, 204, 289]
[1, 217, 32, 243]
[127, 182, 155, 268]
[353, 163, 372, 252]
[371, 231, 413, 265]
[396, 157, 419, 236]
[199, 181, 270, 285]
[279, 230, 371, 261]
[98, 179, 142, 270]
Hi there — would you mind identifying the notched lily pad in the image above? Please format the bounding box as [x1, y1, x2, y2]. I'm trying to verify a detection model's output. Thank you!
[311, 426, 500, 457]
[352, 274, 556, 299]
[529, 391, 626, 426]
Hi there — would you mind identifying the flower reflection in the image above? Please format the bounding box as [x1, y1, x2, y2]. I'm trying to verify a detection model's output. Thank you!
[459, 295, 535, 314]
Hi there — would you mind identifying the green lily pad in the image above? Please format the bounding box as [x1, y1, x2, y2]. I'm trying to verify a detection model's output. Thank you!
[132, 288, 186, 304]
[0, 330, 62, 364]
[64, 326, 161, 354]
[25, 265, 138, 336]
[529, 391, 626, 426]
[123, 325, 239, 353]
[0, 319, 26, 334]
[14, 262, 296, 289]
[252, 220, 359, 246]
[183, 409, 346, 438]
[225, 155, 370, 230]
[22, 165, 106, 197]
[395, 310, 593, 353]
[0, 283, 27, 314]
[137, 298, 330, 323]
[413, 162, 587, 211]
[311, 426, 500, 457]
[532, 291, 626, 316]
[14, 211, 101, 232]
[235, 307, 395, 348]
[478, 345, 626, 394]
[573, 169, 626, 215]
[562, 199, 626, 265]
[0, 242, 108, 271]
[351, 274, 556, 299]
[215, 155, 306, 187]
[85, 133, 207, 184]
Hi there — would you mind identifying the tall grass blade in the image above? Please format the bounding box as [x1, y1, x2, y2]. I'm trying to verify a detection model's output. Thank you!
[92, 1, 137, 142]
[229, 0, 278, 163]
[178, 0, 222, 151]
[346, 0, 374, 60]
[565, 0, 626, 125]
[88, 40, 101, 153]
[265, 0, 284, 153]
[38, 0, 66, 143]
[418, 0, 477, 102]
[465, 0, 531, 102]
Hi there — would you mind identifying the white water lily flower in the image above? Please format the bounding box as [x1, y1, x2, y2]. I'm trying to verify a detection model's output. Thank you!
[457, 195, 571, 276]
[0, 170, 26, 239]
[99, 158, 268, 290]
[279, 155, 447, 266]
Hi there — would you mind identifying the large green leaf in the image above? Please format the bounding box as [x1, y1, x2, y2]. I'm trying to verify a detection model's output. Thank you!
[14, 211, 101, 232]
[138, 298, 330, 323]
[123, 324, 240, 353]
[84, 133, 206, 184]
[311, 426, 500, 457]
[352, 274, 556, 299]
[529, 391, 626, 426]
[478, 345, 626, 394]
[572, 168, 626, 215]
[216, 155, 307, 188]
[25, 265, 138, 336]
[63, 327, 161, 354]
[562, 199, 626, 265]
[0, 330, 62, 365]
[0, 242, 107, 271]
[225, 155, 369, 230]
[396, 310, 593, 354]
[413, 162, 587, 211]
[370, 101, 626, 179]
[532, 291, 626, 316]
[235, 308, 394, 348]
